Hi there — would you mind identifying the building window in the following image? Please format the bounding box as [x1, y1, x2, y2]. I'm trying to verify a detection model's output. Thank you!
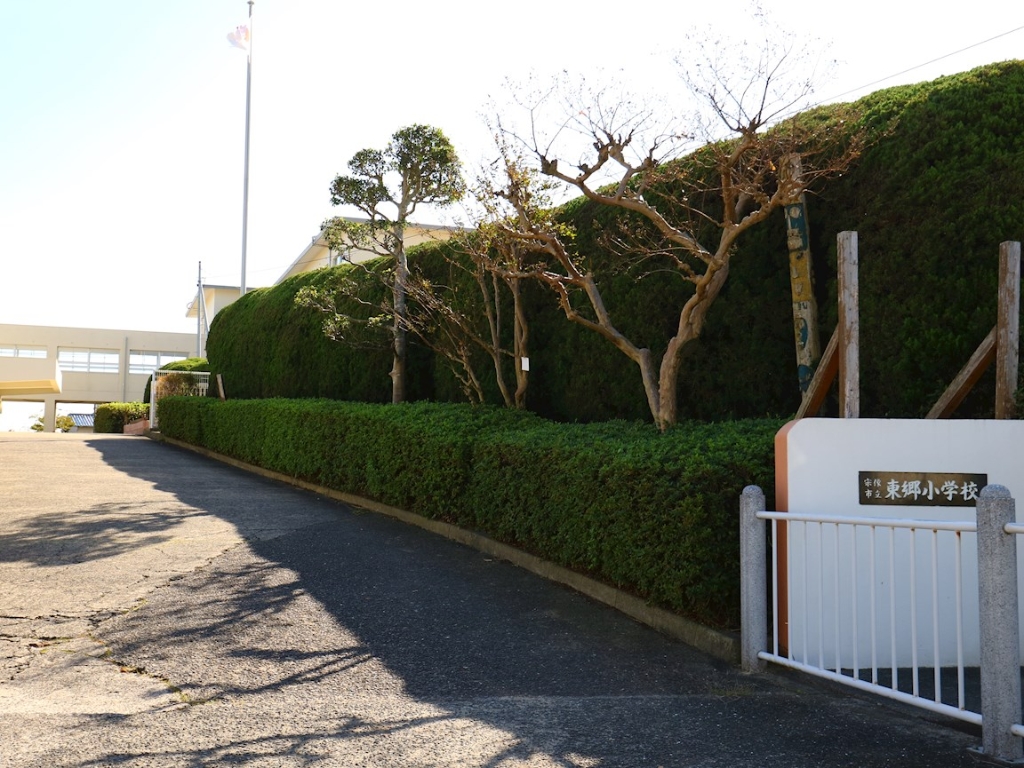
[0, 345, 47, 359]
[57, 348, 120, 374]
[129, 351, 188, 375]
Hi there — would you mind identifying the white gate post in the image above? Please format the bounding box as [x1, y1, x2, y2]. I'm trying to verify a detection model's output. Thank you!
[976, 484, 1023, 762]
[740, 485, 767, 673]
[149, 373, 157, 427]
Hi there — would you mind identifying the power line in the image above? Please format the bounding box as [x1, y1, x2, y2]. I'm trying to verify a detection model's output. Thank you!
[820, 23, 1024, 104]
[201, 24, 1024, 294]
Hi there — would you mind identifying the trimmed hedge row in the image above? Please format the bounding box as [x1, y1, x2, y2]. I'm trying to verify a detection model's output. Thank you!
[157, 396, 781, 628]
[95, 402, 149, 433]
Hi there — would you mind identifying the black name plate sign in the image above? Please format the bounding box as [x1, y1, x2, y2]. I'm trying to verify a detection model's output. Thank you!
[859, 471, 989, 507]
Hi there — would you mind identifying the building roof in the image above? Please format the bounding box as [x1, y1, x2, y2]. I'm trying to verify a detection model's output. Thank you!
[185, 284, 243, 320]
[274, 218, 464, 285]
[183, 218, 466, 328]
[69, 413, 95, 428]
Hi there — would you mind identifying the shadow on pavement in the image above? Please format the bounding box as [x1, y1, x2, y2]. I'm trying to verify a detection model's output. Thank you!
[70, 436, 975, 768]
[0, 503, 192, 566]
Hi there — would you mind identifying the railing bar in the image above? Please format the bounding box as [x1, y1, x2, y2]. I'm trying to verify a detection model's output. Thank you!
[1004, 523, 1024, 535]
[818, 522, 825, 670]
[931, 529, 941, 704]
[787, 519, 795, 663]
[1012, 723, 1024, 739]
[834, 521, 842, 673]
[889, 526, 897, 692]
[911, 529, 919, 698]
[955, 530, 965, 711]
[801, 522, 809, 666]
[772, 518, 779, 658]
[759, 652, 982, 725]
[852, 523, 859, 678]
[759, 511, 975, 532]
[869, 525, 877, 684]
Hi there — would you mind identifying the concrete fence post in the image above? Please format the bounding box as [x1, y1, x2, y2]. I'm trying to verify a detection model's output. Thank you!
[740, 485, 767, 673]
[976, 484, 1023, 763]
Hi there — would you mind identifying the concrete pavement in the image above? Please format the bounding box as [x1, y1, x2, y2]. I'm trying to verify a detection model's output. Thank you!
[0, 433, 980, 766]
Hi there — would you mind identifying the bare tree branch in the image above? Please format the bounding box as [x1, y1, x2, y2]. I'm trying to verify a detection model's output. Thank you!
[486, 18, 861, 430]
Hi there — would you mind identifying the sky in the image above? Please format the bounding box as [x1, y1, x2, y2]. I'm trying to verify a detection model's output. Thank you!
[1, 1, 1022, 335]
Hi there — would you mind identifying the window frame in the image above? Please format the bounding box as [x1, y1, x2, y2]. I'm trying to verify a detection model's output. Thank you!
[57, 347, 121, 374]
[0, 345, 48, 359]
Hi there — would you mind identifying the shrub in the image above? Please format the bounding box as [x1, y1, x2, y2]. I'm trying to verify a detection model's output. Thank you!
[205, 267, 396, 403]
[143, 357, 215, 403]
[158, 397, 780, 628]
[94, 402, 149, 433]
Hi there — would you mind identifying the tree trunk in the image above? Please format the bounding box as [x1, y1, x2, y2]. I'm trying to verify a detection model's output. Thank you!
[391, 243, 408, 404]
[483, 271, 514, 408]
[637, 348, 663, 429]
[656, 261, 732, 428]
[511, 278, 529, 409]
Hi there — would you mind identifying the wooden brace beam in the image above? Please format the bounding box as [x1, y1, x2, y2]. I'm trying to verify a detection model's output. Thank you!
[796, 327, 839, 419]
[926, 327, 997, 419]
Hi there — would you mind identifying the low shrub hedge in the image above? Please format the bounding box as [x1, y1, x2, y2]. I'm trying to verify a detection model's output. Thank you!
[157, 397, 780, 628]
[95, 402, 149, 433]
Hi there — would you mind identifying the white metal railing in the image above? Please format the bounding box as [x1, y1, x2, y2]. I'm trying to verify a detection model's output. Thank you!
[758, 510, 979, 724]
[148, 370, 211, 429]
[740, 485, 1023, 763]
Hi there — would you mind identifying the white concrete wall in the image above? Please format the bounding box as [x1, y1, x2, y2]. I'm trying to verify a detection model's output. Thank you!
[777, 418, 1024, 667]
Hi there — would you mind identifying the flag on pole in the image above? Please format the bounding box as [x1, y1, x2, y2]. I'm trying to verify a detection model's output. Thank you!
[227, 24, 250, 52]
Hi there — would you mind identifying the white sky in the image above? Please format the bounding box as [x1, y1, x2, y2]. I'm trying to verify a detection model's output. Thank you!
[1, 1, 1022, 334]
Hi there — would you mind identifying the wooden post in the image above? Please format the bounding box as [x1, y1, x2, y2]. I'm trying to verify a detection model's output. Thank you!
[838, 232, 860, 418]
[996, 241, 1020, 419]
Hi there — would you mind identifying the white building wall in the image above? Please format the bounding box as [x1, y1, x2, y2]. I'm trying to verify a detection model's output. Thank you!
[0, 323, 193, 431]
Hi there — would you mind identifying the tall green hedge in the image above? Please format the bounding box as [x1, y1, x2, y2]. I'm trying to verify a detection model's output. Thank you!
[207, 62, 1024, 421]
[205, 264, 440, 404]
[158, 397, 780, 628]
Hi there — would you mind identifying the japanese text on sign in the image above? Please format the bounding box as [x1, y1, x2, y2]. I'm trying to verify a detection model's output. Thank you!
[858, 471, 988, 507]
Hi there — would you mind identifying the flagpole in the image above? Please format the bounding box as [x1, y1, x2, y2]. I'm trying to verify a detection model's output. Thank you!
[197, 261, 203, 357]
[240, 0, 254, 296]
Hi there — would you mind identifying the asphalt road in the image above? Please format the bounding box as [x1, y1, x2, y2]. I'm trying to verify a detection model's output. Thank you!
[0, 433, 980, 767]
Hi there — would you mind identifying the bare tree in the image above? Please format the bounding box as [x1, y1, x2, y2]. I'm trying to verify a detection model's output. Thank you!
[490, 31, 862, 430]
[398, 258, 498, 405]
[380, 143, 548, 409]
[398, 214, 534, 409]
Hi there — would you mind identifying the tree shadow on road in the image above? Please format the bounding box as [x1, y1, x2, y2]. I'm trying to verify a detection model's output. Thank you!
[47, 436, 973, 768]
[0, 502, 190, 566]
[72, 711, 606, 768]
